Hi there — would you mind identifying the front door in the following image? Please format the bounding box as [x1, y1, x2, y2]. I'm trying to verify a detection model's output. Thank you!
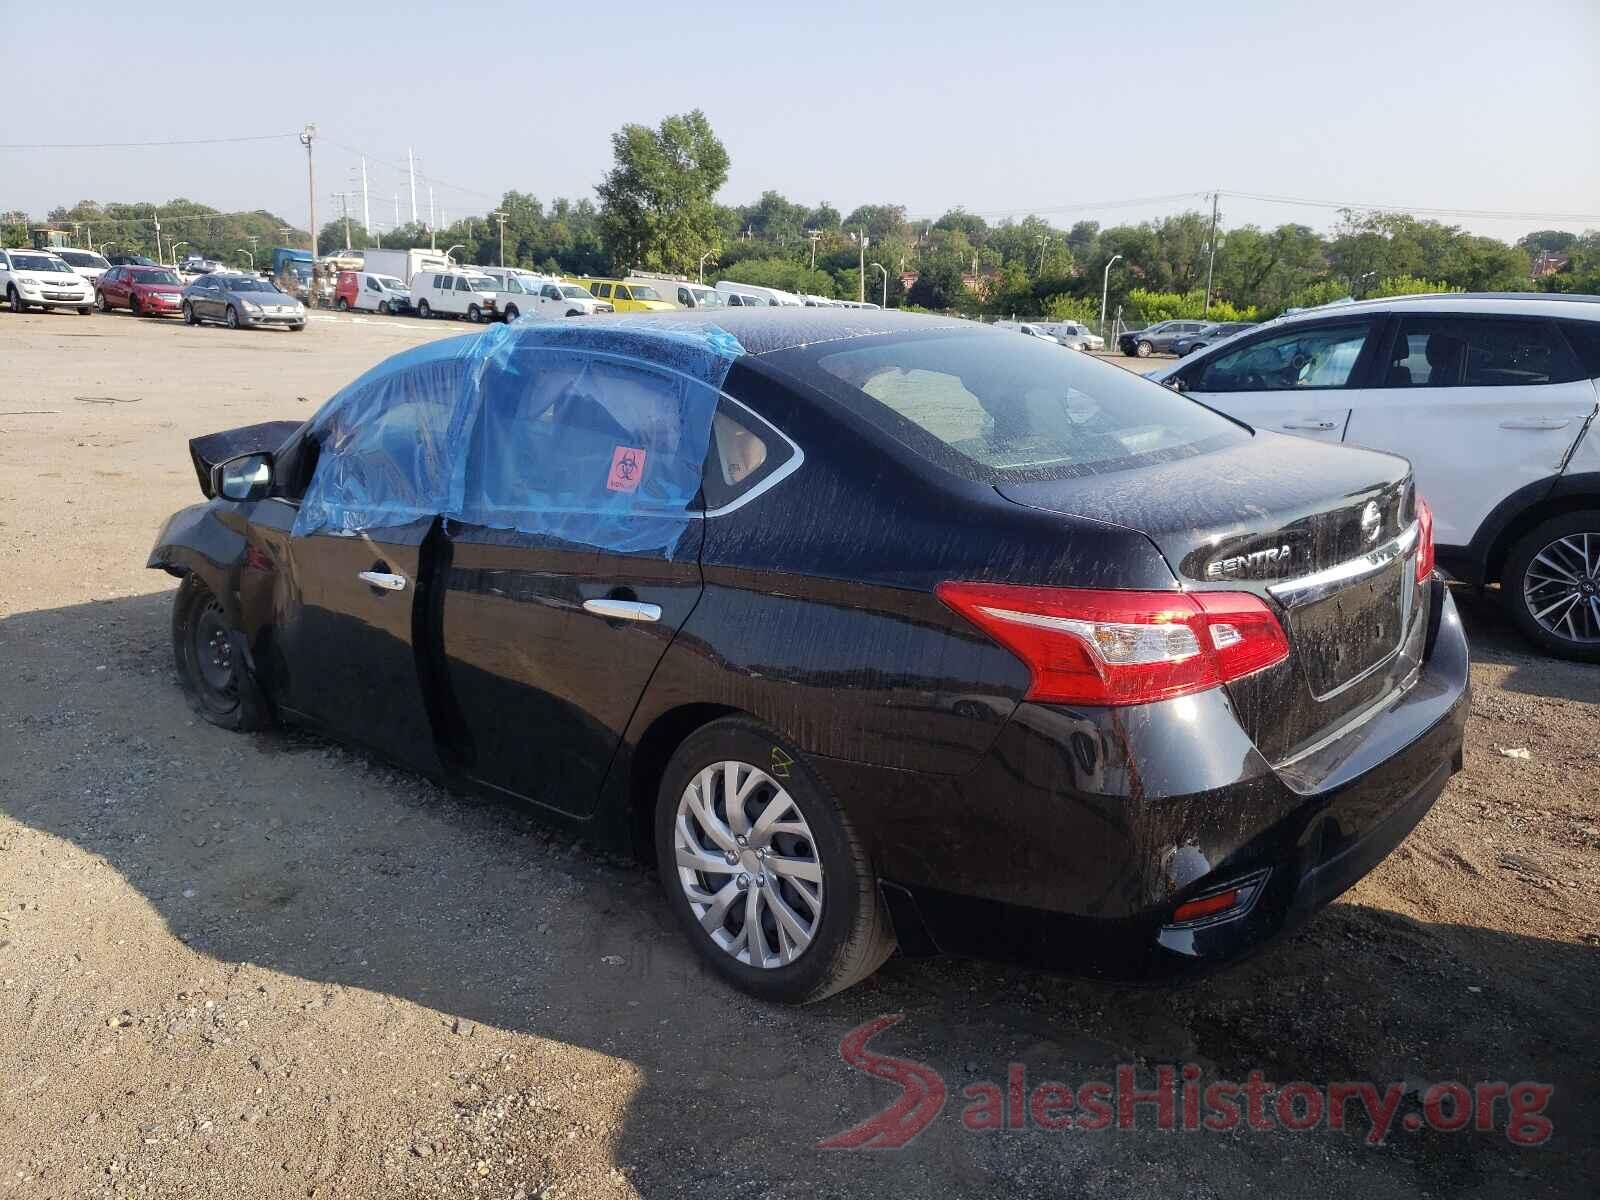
[1179, 316, 1383, 445]
[243, 500, 441, 771]
[435, 348, 713, 816]
[1341, 313, 1600, 548]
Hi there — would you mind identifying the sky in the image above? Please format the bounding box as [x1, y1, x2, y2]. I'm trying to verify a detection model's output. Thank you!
[5, 0, 1598, 245]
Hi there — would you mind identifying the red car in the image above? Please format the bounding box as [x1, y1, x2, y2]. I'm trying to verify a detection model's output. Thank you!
[96, 266, 187, 318]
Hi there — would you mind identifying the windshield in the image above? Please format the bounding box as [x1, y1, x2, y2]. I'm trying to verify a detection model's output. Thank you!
[12, 254, 75, 273]
[690, 287, 725, 307]
[465, 276, 496, 291]
[57, 250, 110, 269]
[627, 284, 663, 301]
[797, 330, 1248, 482]
[559, 285, 593, 299]
[376, 276, 405, 291]
[129, 268, 182, 285]
[226, 278, 283, 293]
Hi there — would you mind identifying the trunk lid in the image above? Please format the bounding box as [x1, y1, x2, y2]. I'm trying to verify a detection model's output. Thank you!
[996, 431, 1423, 765]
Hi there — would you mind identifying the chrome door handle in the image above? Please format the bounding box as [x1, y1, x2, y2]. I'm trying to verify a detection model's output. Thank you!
[358, 570, 407, 591]
[583, 598, 661, 622]
[1282, 419, 1337, 431]
[1498, 418, 1570, 430]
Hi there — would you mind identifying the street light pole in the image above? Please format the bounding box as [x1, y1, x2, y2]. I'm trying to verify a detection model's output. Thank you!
[170, 241, 188, 268]
[300, 124, 317, 306]
[239, 249, 255, 268]
[871, 262, 888, 309]
[491, 211, 506, 267]
[807, 231, 820, 269]
[698, 250, 714, 284]
[1100, 253, 1123, 338]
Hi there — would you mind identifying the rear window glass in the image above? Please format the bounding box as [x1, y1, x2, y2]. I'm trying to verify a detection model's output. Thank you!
[799, 331, 1248, 482]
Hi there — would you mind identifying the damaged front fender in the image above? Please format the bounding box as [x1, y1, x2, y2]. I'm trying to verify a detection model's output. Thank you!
[147, 501, 249, 624]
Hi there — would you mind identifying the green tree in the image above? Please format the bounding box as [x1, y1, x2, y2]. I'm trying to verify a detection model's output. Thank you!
[596, 109, 729, 273]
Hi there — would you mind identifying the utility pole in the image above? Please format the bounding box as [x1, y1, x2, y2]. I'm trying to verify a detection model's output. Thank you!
[334, 192, 351, 250]
[491, 210, 506, 267]
[428, 186, 436, 250]
[408, 148, 418, 224]
[807, 231, 820, 269]
[394, 194, 400, 229]
[361, 157, 371, 236]
[1203, 189, 1220, 316]
[300, 123, 317, 279]
[152, 205, 162, 265]
[857, 230, 868, 304]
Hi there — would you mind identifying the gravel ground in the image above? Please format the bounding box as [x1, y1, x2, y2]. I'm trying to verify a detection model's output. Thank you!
[0, 311, 1595, 1198]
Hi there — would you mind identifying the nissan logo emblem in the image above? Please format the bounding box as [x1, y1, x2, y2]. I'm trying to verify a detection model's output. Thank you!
[1361, 501, 1382, 544]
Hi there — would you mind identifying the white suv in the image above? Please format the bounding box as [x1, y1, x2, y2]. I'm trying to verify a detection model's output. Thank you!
[2, 248, 95, 314]
[410, 269, 500, 322]
[1149, 293, 1600, 660]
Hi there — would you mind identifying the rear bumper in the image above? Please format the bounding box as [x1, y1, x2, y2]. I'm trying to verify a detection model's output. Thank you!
[819, 583, 1471, 983]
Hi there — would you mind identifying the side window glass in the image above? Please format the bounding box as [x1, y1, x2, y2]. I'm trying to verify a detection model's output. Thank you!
[459, 353, 722, 554]
[543, 285, 562, 300]
[701, 403, 795, 511]
[616, 286, 632, 301]
[1196, 322, 1372, 392]
[1560, 322, 1600, 379]
[455, 277, 470, 292]
[592, 283, 610, 298]
[679, 288, 692, 306]
[1384, 317, 1580, 388]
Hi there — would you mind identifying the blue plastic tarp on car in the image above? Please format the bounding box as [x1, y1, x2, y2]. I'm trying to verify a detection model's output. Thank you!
[293, 319, 742, 556]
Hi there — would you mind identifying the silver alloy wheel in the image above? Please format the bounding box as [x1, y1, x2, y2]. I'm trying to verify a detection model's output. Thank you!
[1523, 531, 1600, 643]
[673, 760, 823, 968]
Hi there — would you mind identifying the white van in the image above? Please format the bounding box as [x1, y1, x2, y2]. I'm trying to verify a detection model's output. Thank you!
[410, 269, 500, 322]
[662, 281, 726, 310]
[53, 247, 111, 282]
[714, 281, 802, 307]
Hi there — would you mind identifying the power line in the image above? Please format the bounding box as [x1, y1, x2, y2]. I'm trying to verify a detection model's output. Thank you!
[0, 132, 296, 150]
[1219, 189, 1600, 224]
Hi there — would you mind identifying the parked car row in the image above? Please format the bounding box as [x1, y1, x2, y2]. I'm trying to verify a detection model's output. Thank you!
[1118, 319, 1255, 357]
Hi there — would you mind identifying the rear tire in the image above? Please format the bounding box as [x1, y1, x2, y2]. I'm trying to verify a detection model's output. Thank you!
[654, 717, 895, 1003]
[1503, 510, 1600, 663]
[172, 576, 271, 731]
[335, 297, 349, 312]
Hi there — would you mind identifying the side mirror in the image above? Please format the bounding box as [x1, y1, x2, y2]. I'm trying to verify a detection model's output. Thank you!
[213, 453, 273, 502]
[1168, 375, 1188, 393]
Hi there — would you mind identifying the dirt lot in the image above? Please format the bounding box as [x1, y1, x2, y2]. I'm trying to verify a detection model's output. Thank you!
[0, 311, 1595, 1199]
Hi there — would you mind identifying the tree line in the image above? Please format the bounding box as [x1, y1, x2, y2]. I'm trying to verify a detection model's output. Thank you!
[19, 110, 1598, 323]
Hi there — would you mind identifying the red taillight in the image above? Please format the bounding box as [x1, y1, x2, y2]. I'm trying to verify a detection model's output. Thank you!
[1171, 889, 1242, 923]
[935, 582, 1290, 707]
[1415, 496, 1435, 584]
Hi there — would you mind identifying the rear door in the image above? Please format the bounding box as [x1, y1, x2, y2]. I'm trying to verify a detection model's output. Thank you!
[1177, 316, 1383, 444]
[436, 345, 711, 816]
[1341, 313, 1599, 547]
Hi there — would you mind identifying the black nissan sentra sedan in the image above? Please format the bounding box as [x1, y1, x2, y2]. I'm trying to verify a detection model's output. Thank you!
[149, 311, 1468, 1003]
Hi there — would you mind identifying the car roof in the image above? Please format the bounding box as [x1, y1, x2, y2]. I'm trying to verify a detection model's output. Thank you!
[1279, 291, 1600, 324]
[590, 308, 990, 357]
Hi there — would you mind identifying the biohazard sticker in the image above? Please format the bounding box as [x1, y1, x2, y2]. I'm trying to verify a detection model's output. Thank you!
[607, 446, 647, 492]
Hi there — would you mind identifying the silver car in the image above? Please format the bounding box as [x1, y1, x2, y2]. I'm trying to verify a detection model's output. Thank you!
[182, 273, 306, 331]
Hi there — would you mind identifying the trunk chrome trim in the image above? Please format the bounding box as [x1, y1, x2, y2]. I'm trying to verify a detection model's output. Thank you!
[1268, 521, 1420, 609]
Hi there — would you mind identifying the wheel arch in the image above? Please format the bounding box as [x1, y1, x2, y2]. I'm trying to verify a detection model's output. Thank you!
[614, 702, 743, 862]
[1461, 472, 1600, 586]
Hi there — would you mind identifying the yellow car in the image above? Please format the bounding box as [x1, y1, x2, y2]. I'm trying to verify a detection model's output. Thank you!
[567, 277, 675, 312]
